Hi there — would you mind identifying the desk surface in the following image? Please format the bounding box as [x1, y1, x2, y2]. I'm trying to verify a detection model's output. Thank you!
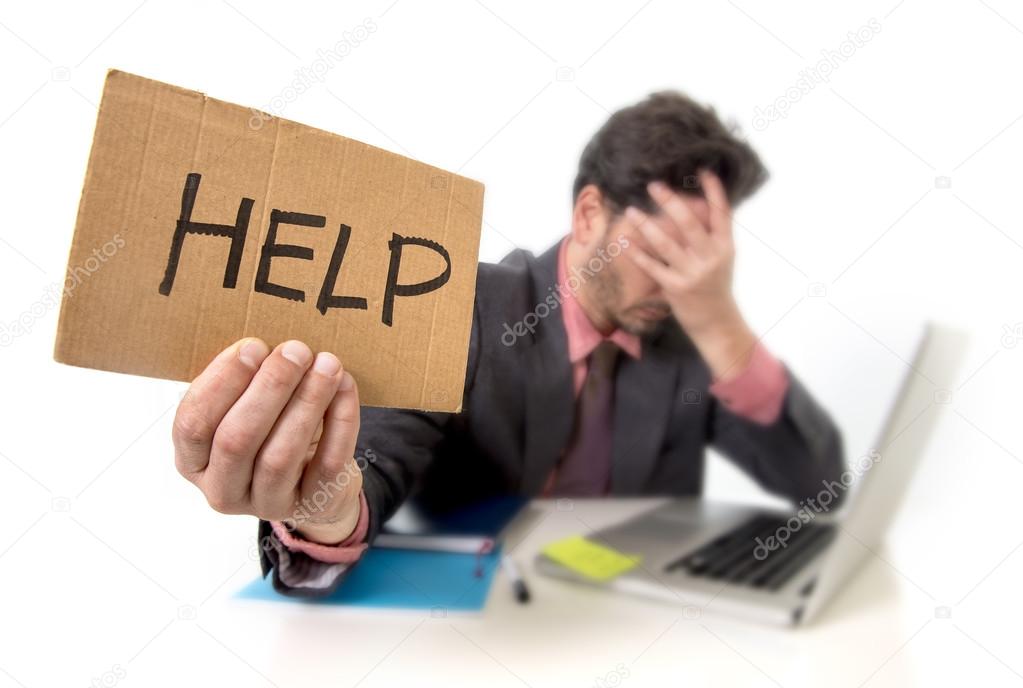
[3, 493, 1013, 687]
[106, 497, 994, 688]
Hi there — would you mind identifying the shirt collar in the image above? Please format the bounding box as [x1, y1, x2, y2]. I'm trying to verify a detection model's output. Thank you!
[557, 236, 642, 364]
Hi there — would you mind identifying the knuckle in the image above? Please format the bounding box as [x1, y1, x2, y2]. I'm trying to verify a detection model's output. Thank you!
[258, 362, 298, 394]
[257, 450, 300, 486]
[293, 376, 332, 411]
[205, 489, 239, 515]
[338, 413, 361, 435]
[172, 402, 213, 449]
[293, 415, 321, 442]
[330, 407, 361, 437]
[173, 452, 199, 482]
[284, 405, 323, 443]
[212, 424, 253, 461]
[317, 451, 356, 483]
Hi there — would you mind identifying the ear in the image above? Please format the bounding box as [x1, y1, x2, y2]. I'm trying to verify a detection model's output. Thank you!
[571, 184, 611, 246]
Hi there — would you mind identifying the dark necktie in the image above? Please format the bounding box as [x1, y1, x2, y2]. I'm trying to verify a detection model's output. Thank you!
[551, 340, 620, 496]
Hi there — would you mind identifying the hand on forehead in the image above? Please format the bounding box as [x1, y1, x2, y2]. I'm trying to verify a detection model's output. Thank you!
[619, 188, 711, 249]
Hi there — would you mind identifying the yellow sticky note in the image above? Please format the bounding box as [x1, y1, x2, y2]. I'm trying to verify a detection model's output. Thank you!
[542, 535, 642, 582]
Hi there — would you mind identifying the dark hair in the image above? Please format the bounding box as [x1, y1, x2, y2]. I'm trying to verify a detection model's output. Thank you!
[573, 91, 768, 216]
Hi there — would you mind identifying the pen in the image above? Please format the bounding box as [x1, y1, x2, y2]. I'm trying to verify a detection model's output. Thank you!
[501, 555, 531, 604]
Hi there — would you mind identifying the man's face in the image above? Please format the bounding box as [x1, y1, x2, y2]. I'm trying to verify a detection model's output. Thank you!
[581, 193, 711, 335]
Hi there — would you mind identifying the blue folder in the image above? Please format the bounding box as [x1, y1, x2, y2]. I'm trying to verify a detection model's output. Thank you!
[236, 545, 503, 611]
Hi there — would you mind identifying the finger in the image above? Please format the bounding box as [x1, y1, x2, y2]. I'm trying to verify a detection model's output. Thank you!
[698, 169, 734, 244]
[647, 181, 712, 258]
[205, 340, 313, 511]
[301, 370, 362, 508]
[251, 352, 345, 518]
[624, 206, 687, 269]
[624, 239, 680, 288]
[172, 337, 270, 480]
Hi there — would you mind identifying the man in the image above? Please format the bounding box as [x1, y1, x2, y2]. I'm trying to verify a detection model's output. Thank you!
[172, 91, 845, 596]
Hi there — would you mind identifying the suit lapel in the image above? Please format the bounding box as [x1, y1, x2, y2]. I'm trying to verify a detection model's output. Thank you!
[518, 244, 575, 493]
[521, 334, 575, 493]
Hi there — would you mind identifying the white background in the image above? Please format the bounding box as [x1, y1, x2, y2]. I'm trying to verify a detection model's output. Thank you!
[1, 1, 1022, 686]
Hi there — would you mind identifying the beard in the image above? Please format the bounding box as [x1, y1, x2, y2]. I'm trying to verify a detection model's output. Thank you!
[587, 259, 669, 336]
[617, 304, 672, 336]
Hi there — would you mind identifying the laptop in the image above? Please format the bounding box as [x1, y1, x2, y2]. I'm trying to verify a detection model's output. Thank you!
[535, 322, 966, 626]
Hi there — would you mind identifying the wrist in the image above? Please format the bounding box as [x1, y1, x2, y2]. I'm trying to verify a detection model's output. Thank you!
[291, 501, 362, 546]
[294, 520, 356, 546]
[686, 302, 757, 383]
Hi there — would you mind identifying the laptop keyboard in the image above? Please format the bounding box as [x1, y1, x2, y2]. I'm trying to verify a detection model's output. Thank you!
[663, 514, 836, 591]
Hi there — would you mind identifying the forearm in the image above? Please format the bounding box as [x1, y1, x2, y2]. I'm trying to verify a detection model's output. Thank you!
[710, 369, 846, 505]
[686, 299, 758, 384]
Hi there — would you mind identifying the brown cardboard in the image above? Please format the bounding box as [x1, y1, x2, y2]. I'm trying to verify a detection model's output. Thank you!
[54, 69, 484, 412]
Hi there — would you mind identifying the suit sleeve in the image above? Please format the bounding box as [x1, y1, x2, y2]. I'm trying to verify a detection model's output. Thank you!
[706, 347, 846, 507]
[255, 300, 483, 597]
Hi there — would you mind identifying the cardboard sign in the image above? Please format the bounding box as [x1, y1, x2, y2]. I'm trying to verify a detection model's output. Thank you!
[54, 70, 484, 412]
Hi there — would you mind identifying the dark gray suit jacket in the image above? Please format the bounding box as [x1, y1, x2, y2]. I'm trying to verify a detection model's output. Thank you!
[258, 242, 845, 595]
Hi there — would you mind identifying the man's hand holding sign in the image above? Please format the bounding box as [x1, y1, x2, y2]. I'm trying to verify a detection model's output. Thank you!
[55, 70, 484, 544]
[174, 338, 363, 545]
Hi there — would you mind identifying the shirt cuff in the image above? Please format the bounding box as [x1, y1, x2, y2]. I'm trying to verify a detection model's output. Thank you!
[708, 340, 789, 425]
[269, 490, 370, 564]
